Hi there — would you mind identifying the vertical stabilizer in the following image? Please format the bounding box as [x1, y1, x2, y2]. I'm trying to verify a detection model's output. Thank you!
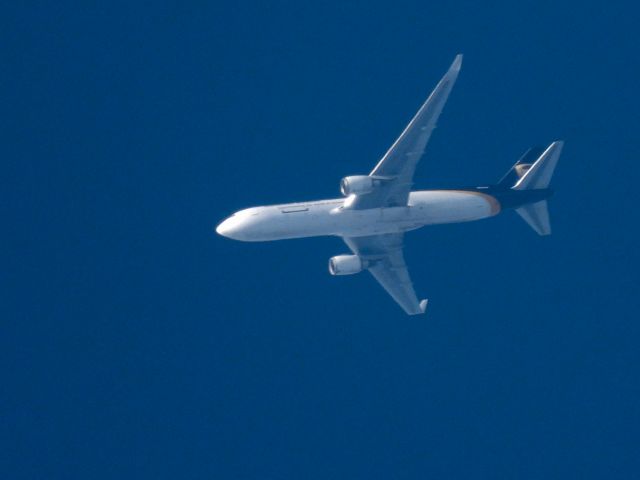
[497, 146, 545, 188]
[502, 140, 563, 235]
[515, 200, 551, 235]
[513, 141, 564, 190]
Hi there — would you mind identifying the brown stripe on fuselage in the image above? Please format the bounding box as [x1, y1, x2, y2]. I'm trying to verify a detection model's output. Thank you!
[432, 190, 502, 216]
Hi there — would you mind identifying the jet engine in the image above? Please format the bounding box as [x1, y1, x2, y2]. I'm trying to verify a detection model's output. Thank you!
[340, 175, 375, 196]
[328, 255, 369, 275]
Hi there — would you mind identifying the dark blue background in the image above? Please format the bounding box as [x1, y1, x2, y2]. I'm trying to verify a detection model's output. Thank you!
[3, 2, 639, 478]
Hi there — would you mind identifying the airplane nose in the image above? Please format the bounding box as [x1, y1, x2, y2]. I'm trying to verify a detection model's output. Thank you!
[216, 218, 234, 237]
[216, 216, 248, 240]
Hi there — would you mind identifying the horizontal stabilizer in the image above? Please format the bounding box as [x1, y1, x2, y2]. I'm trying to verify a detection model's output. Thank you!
[515, 200, 551, 235]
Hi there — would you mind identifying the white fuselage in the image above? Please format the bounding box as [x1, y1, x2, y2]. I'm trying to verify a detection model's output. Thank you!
[216, 190, 501, 241]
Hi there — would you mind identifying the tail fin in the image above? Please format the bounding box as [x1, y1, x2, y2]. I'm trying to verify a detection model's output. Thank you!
[501, 141, 564, 236]
[512, 141, 564, 190]
[497, 146, 545, 188]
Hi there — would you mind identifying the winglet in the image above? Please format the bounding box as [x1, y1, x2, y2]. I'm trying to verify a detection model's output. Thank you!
[419, 299, 429, 314]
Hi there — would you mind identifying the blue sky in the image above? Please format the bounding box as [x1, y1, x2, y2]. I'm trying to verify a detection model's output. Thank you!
[2, 2, 640, 478]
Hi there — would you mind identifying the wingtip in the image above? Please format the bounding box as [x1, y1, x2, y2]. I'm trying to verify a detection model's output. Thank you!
[419, 299, 429, 314]
[451, 54, 463, 70]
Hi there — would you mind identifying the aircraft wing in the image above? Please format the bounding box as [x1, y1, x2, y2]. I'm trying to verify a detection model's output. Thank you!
[343, 233, 427, 315]
[349, 55, 462, 210]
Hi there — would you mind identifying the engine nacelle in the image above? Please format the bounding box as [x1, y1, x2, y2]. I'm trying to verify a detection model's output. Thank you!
[340, 175, 375, 196]
[328, 255, 369, 276]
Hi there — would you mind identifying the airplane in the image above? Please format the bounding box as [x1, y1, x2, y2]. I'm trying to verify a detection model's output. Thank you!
[216, 54, 563, 315]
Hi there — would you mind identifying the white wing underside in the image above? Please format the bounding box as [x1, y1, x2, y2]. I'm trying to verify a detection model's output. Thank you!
[340, 55, 462, 314]
[349, 54, 462, 210]
[344, 234, 427, 315]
